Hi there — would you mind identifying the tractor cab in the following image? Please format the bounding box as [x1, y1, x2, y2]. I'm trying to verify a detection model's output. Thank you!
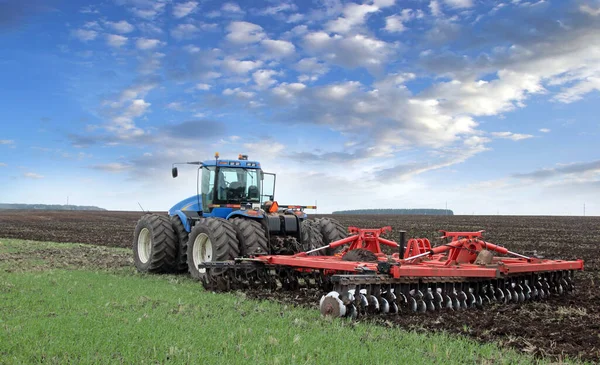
[170, 154, 276, 222]
[200, 155, 267, 210]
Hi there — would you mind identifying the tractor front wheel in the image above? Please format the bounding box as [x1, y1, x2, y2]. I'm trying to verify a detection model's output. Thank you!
[133, 214, 178, 273]
[186, 218, 240, 282]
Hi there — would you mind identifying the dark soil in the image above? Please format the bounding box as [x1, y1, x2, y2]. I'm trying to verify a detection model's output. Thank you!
[1, 210, 599, 362]
[0, 243, 133, 272]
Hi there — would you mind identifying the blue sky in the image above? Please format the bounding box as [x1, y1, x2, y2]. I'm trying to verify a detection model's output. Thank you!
[1, 0, 599, 215]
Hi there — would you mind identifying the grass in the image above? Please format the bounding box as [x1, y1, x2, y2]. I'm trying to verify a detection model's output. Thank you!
[0, 238, 567, 364]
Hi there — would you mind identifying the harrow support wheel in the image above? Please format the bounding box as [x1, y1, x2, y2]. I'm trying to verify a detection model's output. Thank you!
[170, 215, 189, 273]
[133, 214, 178, 274]
[186, 218, 240, 283]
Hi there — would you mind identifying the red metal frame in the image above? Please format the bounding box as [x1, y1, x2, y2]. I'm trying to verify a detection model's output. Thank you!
[254, 227, 584, 279]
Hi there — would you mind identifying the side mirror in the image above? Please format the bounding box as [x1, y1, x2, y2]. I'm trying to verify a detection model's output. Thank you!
[172, 167, 178, 178]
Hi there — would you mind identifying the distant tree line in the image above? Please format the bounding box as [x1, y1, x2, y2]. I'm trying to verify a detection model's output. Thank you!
[332, 209, 454, 215]
[0, 203, 106, 211]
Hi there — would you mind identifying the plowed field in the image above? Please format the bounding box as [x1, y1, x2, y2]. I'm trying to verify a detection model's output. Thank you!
[1, 210, 599, 362]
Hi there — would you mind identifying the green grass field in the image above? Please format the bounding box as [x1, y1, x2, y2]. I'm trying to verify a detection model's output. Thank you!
[0, 238, 573, 364]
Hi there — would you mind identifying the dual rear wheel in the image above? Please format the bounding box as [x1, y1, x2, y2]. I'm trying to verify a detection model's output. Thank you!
[133, 214, 178, 273]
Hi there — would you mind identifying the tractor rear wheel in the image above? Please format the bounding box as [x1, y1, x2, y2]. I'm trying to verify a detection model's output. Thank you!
[301, 219, 324, 254]
[315, 217, 348, 255]
[170, 215, 189, 273]
[230, 217, 269, 256]
[186, 218, 240, 282]
[133, 214, 178, 273]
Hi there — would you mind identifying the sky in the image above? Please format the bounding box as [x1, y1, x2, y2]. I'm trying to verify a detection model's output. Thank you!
[0, 0, 599, 215]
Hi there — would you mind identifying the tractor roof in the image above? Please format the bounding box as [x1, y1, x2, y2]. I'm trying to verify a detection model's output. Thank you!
[202, 159, 261, 169]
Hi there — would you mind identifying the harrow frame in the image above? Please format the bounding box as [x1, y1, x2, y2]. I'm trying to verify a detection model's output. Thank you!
[198, 226, 584, 317]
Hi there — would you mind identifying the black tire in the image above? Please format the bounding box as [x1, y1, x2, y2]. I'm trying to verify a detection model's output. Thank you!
[300, 219, 324, 254]
[315, 217, 348, 255]
[170, 215, 189, 273]
[186, 218, 240, 281]
[133, 214, 178, 273]
[230, 217, 269, 256]
[342, 248, 378, 262]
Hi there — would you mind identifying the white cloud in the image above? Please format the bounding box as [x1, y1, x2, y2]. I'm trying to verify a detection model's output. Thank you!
[24, 172, 44, 179]
[0, 140, 14, 145]
[553, 77, 600, 103]
[225, 21, 265, 44]
[422, 71, 545, 117]
[221, 2, 245, 14]
[196, 83, 211, 90]
[107, 99, 150, 138]
[138, 22, 163, 34]
[113, 81, 158, 106]
[252, 69, 280, 90]
[384, 9, 422, 33]
[317, 81, 362, 101]
[373, 0, 396, 6]
[71, 29, 98, 42]
[491, 131, 534, 141]
[429, 0, 442, 17]
[294, 58, 329, 82]
[580, 4, 600, 16]
[0, 163, 6, 167]
[104, 20, 135, 34]
[222, 57, 263, 74]
[303, 32, 395, 73]
[100, 80, 158, 140]
[326, 3, 379, 34]
[258, 3, 297, 15]
[206, 10, 221, 18]
[90, 163, 132, 173]
[171, 24, 199, 39]
[136, 38, 163, 50]
[128, 0, 168, 19]
[173, 1, 198, 18]
[539, 128, 551, 133]
[260, 39, 295, 58]
[443, 0, 473, 8]
[223, 88, 255, 99]
[287, 13, 304, 23]
[166, 102, 184, 111]
[384, 15, 406, 33]
[80, 5, 99, 14]
[83, 21, 102, 31]
[106, 34, 128, 48]
[271, 82, 306, 100]
[183, 45, 200, 53]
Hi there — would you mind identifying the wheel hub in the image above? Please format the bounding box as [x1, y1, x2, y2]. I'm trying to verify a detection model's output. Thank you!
[137, 228, 151, 263]
[193, 233, 213, 274]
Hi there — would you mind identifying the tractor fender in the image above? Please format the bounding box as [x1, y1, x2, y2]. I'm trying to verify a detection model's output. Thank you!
[169, 195, 204, 233]
[168, 195, 203, 215]
[226, 210, 265, 220]
[171, 210, 192, 233]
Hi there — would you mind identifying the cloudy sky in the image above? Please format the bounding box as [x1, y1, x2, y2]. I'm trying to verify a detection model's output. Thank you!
[1, 0, 599, 215]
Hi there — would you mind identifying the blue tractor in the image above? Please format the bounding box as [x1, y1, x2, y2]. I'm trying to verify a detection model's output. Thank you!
[132, 153, 347, 281]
